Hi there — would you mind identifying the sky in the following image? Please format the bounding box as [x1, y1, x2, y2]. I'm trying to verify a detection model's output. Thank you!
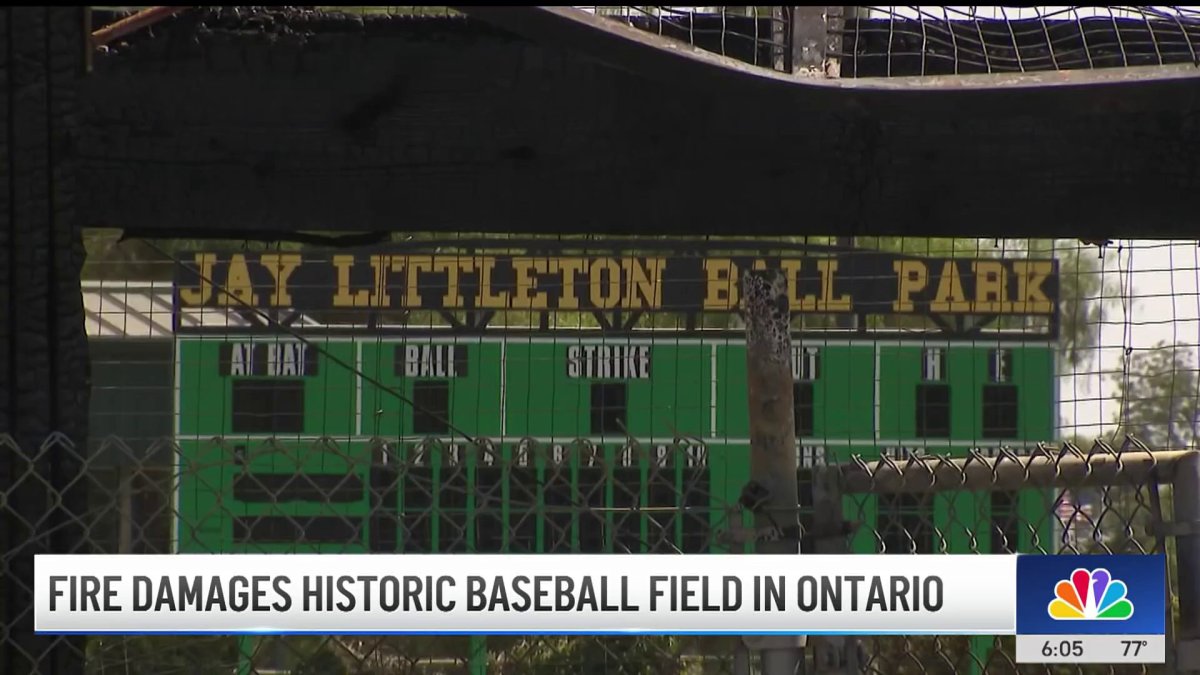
[1058, 240, 1200, 444]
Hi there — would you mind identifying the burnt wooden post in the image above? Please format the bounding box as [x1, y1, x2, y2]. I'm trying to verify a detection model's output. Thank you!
[790, 6, 846, 77]
[740, 268, 805, 674]
[0, 7, 91, 674]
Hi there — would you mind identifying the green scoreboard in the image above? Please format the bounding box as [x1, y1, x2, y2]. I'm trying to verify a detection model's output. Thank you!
[172, 244, 1060, 557]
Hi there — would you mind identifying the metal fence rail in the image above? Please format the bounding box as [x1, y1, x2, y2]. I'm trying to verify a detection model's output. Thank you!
[3, 433, 1194, 674]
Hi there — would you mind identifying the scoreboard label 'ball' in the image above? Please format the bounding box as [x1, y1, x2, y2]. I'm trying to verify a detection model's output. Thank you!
[395, 345, 469, 378]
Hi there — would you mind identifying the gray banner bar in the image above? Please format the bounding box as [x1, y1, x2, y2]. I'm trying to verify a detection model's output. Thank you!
[1016, 634, 1164, 664]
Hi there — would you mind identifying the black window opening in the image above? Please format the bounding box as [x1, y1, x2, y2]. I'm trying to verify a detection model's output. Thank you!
[591, 383, 627, 435]
[878, 493, 933, 554]
[578, 467, 606, 553]
[543, 473, 574, 553]
[612, 465, 642, 553]
[794, 382, 815, 438]
[982, 384, 1020, 439]
[130, 468, 173, 554]
[369, 460, 400, 553]
[233, 516, 362, 545]
[916, 383, 951, 438]
[234, 473, 363, 504]
[231, 379, 305, 434]
[647, 469, 679, 553]
[400, 514, 432, 554]
[400, 452, 434, 553]
[412, 381, 450, 435]
[680, 468, 711, 553]
[991, 491, 1021, 554]
[508, 467, 538, 553]
[474, 467, 505, 553]
[439, 465, 469, 553]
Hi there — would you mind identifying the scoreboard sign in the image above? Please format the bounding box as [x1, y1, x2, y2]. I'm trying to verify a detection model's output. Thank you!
[172, 243, 1060, 671]
[175, 248, 1058, 319]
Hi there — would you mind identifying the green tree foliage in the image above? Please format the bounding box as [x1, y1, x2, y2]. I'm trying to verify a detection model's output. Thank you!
[491, 636, 694, 675]
[86, 635, 237, 675]
[1111, 340, 1200, 449]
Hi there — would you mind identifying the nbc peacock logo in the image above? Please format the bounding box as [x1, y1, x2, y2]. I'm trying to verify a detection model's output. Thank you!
[1048, 568, 1134, 620]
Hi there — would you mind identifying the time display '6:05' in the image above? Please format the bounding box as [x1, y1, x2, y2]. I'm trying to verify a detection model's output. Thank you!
[1041, 640, 1083, 658]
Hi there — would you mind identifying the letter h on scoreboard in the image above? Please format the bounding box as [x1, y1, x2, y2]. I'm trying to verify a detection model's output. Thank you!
[922, 347, 945, 382]
[917, 348, 950, 438]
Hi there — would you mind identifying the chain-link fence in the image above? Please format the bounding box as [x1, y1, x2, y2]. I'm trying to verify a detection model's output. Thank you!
[3, 234, 1195, 674]
[433, 6, 1200, 77]
[5, 431, 1196, 674]
[85, 6, 1200, 84]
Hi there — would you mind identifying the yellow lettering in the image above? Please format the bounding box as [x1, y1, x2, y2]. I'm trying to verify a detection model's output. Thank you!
[332, 255, 370, 308]
[590, 258, 622, 309]
[972, 260, 1010, 313]
[512, 257, 549, 309]
[780, 260, 815, 311]
[623, 257, 664, 309]
[259, 253, 301, 307]
[363, 255, 392, 308]
[179, 253, 216, 306]
[435, 256, 475, 308]
[478, 257, 509, 308]
[405, 255, 435, 308]
[217, 254, 259, 307]
[1012, 260, 1054, 313]
[552, 258, 587, 309]
[930, 261, 971, 313]
[703, 259, 739, 311]
[815, 259, 852, 312]
[892, 260, 928, 312]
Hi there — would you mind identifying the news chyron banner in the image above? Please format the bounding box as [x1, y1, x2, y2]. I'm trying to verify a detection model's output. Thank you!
[36, 554, 1165, 664]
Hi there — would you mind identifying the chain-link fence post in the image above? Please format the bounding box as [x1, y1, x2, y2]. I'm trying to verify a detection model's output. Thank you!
[1173, 451, 1200, 672]
[740, 269, 805, 675]
[811, 464, 863, 674]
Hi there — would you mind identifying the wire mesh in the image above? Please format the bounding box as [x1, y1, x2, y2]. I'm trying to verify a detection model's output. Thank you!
[298, 6, 794, 71]
[573, 6, 793, 71]
[7, 234, 1200, 673]
[544, 6, 1200, 77]
[840, 6, 1200, 77]
[3, 433, 1185, 674]
[89, 7, 1200, 79]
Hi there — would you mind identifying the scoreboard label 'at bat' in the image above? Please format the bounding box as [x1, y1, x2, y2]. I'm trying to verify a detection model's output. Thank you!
[219, 342, 318, 377]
